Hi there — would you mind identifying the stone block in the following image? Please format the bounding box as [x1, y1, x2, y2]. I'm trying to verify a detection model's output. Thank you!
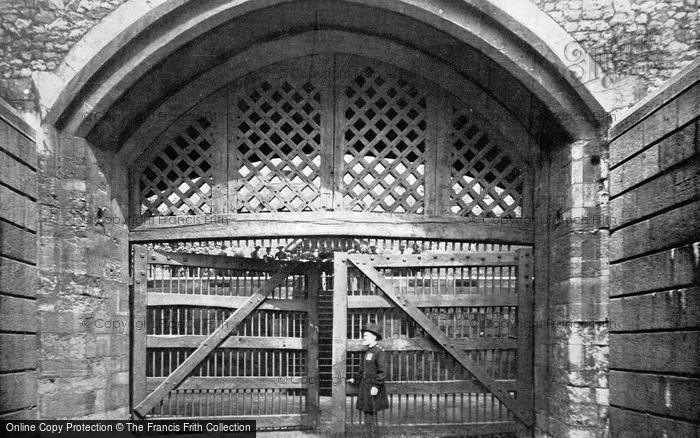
[0, 295, 37, 332]
[0, 372, 36, 412]
[0, 334, 38, 371]
[39, 390, 96, 418]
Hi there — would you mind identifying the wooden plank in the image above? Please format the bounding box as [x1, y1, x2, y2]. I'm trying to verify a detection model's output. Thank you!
[0, 100, 36, 143]
[146, 377, 309, 391]
[433, 93, 452, 215]
[318, 54, 335, 210]
[610, 331, 700, 374]
[608, 65, 697, 140]
[610, 287, 700, 332]
[134, 261, 300, 417]
[609, 122, 643, 168]
[146, 279, 301, 297]
[147, 335, 307, 350]
[609, 122, 696, 196]
[206, 90, 228, 215]
[147, 293, 311, 312]
[610, 371, 700, 422]
[0, 221, 36, 265]
[0, 185, 36, 231]
[609, 201, 700, 262]
[516, 249, 534, 409]
[330, 254, 348, 434]
[148, 250, 302, 272]
[347, 256, 533, 426]
[610, 406, 700, 438]
[0, 149, 36, 199]
[305, 265, 320, 428]
[346, 380, 516, 395]
[129, 211, 535, 244]
[0, 372, 36, 412]
[346, 337, 516, 352]
[0, 296, 37, 333]
[132, 246, 149, 412]
[0, 257, 36, 297]
[348, 252, 519, 267]
[0, 120, 35, 170]
[0, 334, 37, 371]
[347, 294, 518, 309]
[423, 88, 441, 215]
[609, 243, 698, 296]
[149, 414, 308, 428]
[347, 422, 518, 437]
[610, 160, 699, 229]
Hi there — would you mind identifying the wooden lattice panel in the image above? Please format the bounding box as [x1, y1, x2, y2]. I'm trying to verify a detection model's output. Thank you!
[341, 67, 427, 213]
[233, 79, 322, 213]
[140, 118, 214, 216]
[449, 109, 523, 218]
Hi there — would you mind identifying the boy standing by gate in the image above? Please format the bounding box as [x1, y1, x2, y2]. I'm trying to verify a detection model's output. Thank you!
[347, 323, 389, 436]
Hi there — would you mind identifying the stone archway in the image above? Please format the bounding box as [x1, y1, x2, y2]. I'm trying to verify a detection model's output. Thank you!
[33, 1, 611, 436]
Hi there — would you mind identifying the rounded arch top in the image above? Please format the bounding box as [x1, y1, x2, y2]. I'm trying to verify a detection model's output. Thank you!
[37, 0, 610, 143]
[131, 52, 534, 225]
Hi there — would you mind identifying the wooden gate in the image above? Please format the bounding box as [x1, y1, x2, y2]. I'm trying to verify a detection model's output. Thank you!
[130, 246, 320, 430]
[331, 250, 533, 436]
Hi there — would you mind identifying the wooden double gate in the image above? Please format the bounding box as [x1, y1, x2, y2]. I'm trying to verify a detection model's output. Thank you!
[131, 246, 533, 435]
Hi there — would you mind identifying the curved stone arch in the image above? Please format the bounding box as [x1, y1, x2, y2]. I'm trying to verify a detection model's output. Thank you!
[37, 0, 610, 142]
[119, 31, 537, 171]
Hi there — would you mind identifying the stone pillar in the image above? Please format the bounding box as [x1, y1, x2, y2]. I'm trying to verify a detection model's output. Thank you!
[536, 139, 610, 437]
[35, 125, 131, 419]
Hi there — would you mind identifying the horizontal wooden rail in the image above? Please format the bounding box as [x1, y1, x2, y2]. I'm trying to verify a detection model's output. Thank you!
[148, 335, 307, 350]
[147, 293, 311, 312]
[148, 250, 309, 273]
[130, 212, 535, 244]
[347, 294, 517, 308]
[346, 422, 518, 436]
[146, 376, 309, 391]
[348, 252, 519, 267]
[346, 337, 516, 352]
[346, 379, 516, 395]
[148, 414, 309, 428]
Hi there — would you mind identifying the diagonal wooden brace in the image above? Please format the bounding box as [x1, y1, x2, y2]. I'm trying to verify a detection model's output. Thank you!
[133, 261, 301, 417]
[348, 257, 533, 426]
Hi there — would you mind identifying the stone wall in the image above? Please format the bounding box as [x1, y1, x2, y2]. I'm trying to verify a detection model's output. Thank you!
[607, 62, 699, 437]
[0, 0, 127, 111]
[35, 126, 131, 418]
[0, 0, 697, 113]
[0, 98, 38, 419]
[530, 0, 698, 117]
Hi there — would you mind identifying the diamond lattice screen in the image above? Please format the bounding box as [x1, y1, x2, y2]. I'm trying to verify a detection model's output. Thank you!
[449, 108, 523, 218]
[341, 67, 427, 213]
[233, 80, 322, 213]
[140, 118, 214, 216]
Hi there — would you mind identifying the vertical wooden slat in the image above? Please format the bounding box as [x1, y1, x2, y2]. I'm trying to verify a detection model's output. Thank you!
[208, 90, 228, 215]
[132, 246, 149, 414]
[318, 54, 335, 210]
[331, 253, 348, 434]
[434, 93, 452, 216]
[332, 54, 349, 211]
[424, 87, 440, 215]
[516, 248, 534, 411]
[306, 264, 321, 428]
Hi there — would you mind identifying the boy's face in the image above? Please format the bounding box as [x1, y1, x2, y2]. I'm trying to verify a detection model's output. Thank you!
[362, 331, 377, 346]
